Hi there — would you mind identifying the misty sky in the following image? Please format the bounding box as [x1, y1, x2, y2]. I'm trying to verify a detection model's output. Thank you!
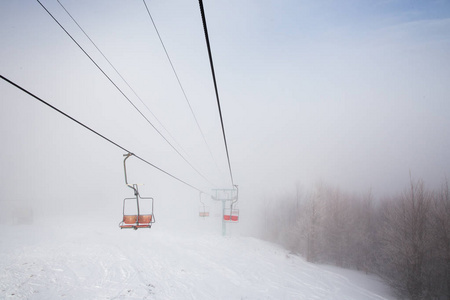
[1, 0, 450, 222]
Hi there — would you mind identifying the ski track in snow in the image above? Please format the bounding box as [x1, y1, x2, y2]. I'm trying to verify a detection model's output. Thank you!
[0, 221, 395, 300]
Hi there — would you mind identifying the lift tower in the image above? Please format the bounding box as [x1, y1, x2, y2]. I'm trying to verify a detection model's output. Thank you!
[211, 186, 239, 236]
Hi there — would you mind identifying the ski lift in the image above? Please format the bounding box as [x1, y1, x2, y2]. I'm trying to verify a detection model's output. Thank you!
[198, 192, 210, 218]
[223, 185, 239, 222]
[119, 153, 155, 230]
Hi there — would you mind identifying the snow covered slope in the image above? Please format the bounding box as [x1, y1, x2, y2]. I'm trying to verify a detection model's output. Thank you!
[0, 219, 395, 299]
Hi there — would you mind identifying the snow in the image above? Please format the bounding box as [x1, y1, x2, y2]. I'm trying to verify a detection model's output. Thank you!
[0, 218, 395, 300]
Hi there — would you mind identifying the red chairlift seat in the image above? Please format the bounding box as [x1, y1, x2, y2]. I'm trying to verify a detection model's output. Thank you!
[119, 214, 153, 229]
[120, 215, 137, 228]
[199, 211, 210, 217]
[223, 208, 239, 222]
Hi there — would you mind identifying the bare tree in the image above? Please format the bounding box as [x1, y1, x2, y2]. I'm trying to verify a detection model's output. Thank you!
[298, 185, 324, 262]
[429, 180, 450, 299]
[348, 190, 378, 273]
[319, 185, 353, 267]
[380, 178, 432, 300]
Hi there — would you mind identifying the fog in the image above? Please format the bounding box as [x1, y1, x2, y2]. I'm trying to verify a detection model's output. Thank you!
[1, 0, 450, 234]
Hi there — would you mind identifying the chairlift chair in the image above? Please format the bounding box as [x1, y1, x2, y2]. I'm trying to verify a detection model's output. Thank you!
[119, 153, 155, 230]
[223, 185, 239, 222]
[120, 190, 154, 229]
[199, 209, 210, 218]
[223, 207, 239, 222]
[198, 192, 210, 218]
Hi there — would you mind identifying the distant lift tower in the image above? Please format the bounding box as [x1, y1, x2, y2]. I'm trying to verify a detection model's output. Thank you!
[211, 185, 239, 236]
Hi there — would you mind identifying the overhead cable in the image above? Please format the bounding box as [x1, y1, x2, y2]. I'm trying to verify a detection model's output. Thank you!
[36, 0, 216, 187]
[0, 74, 207, 194]
[197, 0, 234, 186]
[56, 0, 188, 157]
[142, 0, 222, 174]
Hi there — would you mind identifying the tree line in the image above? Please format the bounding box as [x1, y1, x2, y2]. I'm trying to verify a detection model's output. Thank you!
[259, 178, 450, 300]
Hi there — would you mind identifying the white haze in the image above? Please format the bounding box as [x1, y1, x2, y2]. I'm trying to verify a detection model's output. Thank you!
[1, 0, 450, 234]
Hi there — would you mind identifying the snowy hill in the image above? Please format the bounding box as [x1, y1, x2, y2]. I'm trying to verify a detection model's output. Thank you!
[0, 218, 395, 300]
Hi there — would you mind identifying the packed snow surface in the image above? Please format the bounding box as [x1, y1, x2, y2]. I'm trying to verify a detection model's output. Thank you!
[0, 218, 395, 299]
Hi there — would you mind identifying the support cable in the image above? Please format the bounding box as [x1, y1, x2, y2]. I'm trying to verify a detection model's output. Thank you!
[56, 0, 188, 158]
[0, 74, 207, 194]
[142, 0, 222, 174]
[197, 0, 234, 186]
[36, 0, 216, 187]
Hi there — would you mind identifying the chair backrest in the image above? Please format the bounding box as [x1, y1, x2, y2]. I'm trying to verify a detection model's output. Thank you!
[138, 214, 152, 224]
[123, 215, 137, 224]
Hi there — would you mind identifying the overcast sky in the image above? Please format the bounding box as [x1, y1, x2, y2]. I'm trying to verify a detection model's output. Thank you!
[1, 0, 450, 224]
